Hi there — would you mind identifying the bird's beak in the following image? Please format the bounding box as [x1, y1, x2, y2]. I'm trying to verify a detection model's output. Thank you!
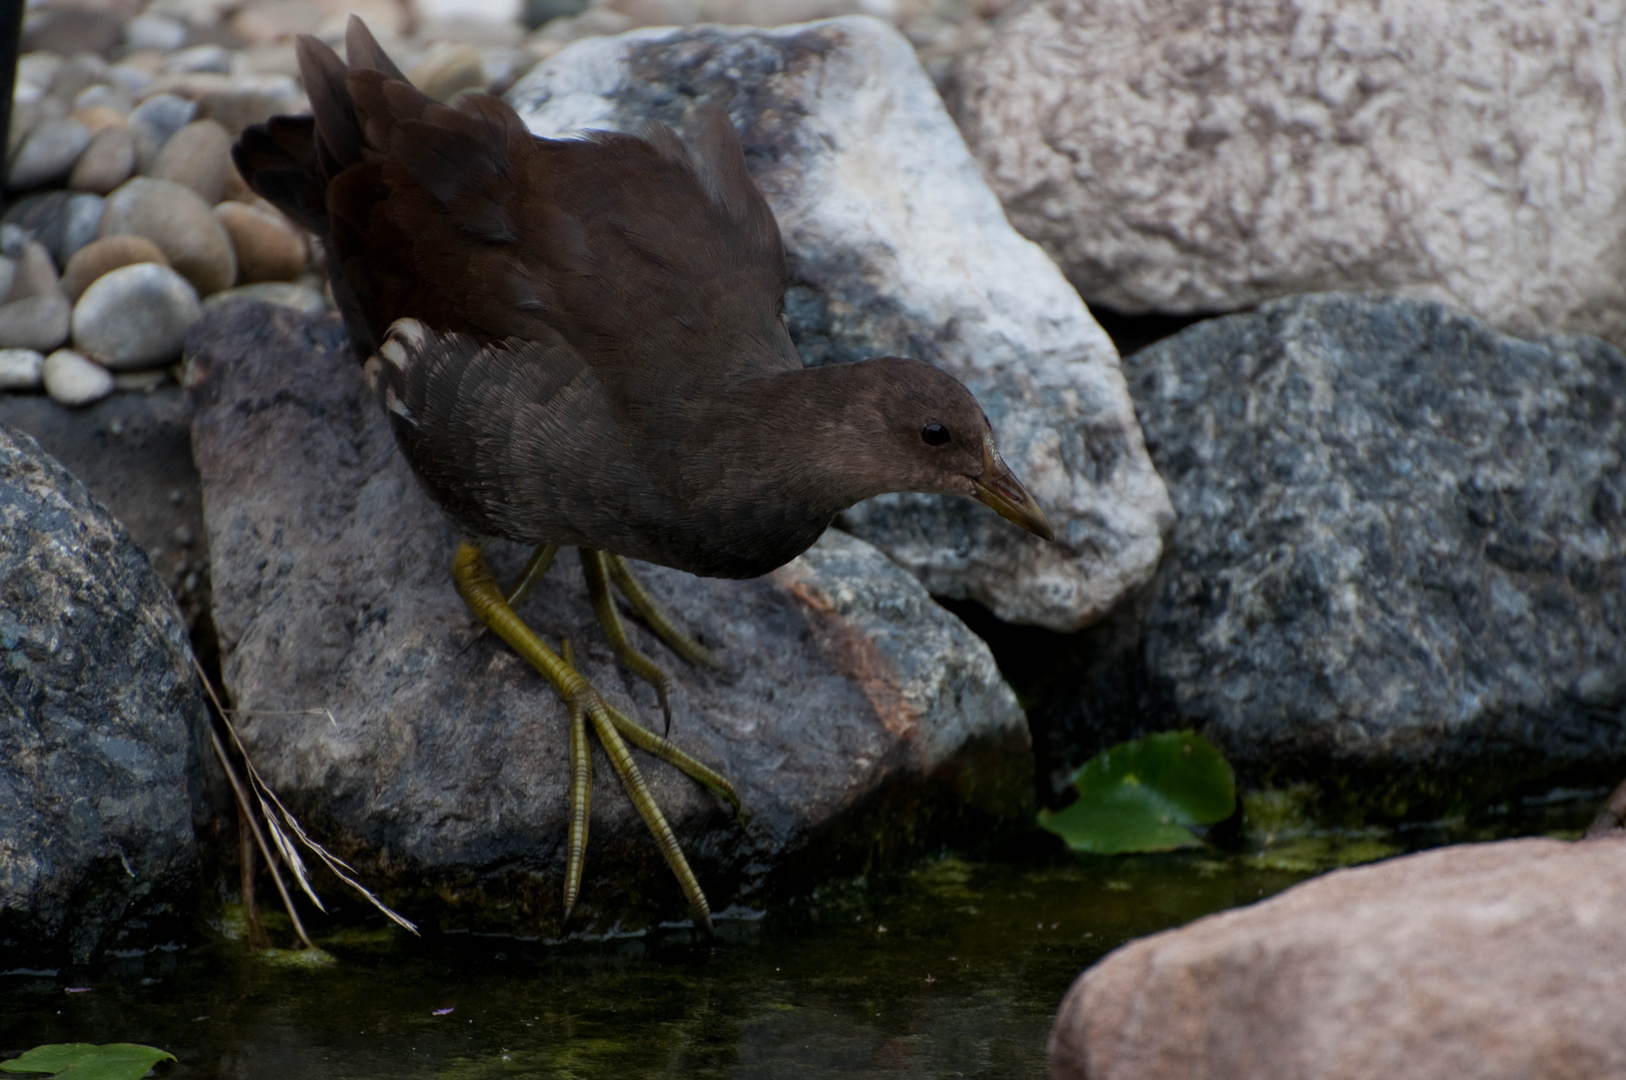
[972, 436, 1055, 542]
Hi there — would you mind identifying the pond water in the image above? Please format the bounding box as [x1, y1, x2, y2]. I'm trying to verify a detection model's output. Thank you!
[1, 792, 1595, 1079]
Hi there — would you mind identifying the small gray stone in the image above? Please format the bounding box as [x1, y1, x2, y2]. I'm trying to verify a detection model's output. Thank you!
[69, 125, 136, 195]
[73, 82, 132, 116]
[202, 281, 324, 315]
[147, 119, 234, 204]
[0, 348, 46, 390]
[16, 52, 64, 96]
[124, 12, 189, 52]
[128, 94, 197, 173]
[41, 347, 113, 406]
[46, 52, 111, 104]
[0, 295, 71, 352]
[163, 44, 233, 75]
[5, 241, 58, 302]
[72, 262, 202, 370]
[106, 63, 154, 95]
[99, 177, 236, 296]
[0, 257, 15, 302]
[1, 192, 104, 266]
[7, 118, 91, 191]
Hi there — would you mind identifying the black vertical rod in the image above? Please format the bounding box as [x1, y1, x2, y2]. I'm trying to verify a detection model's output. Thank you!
[0, 0, 24, 203]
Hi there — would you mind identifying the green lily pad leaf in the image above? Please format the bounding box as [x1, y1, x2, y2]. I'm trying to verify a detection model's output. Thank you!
[1, 1044, 174, 1080]
[1038, 731, 1236, 854]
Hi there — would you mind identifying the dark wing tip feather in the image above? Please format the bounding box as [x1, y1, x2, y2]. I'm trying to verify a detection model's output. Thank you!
[295, 32, 365, 171]
[345, 14, 408, 81]
[232, 115, 327, 232]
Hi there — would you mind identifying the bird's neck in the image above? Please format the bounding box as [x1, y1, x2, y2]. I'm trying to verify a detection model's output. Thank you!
[707, 361, 908, 509]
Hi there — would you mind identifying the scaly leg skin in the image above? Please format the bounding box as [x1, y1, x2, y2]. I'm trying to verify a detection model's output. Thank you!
[452, 540, 739, 930]
[605, 553, 717, 670]
[581, 549, 679, 732]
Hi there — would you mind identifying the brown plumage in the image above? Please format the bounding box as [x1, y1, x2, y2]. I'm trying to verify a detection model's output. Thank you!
[232, 18, 1051, 929]
[233, 18, 1051, 579]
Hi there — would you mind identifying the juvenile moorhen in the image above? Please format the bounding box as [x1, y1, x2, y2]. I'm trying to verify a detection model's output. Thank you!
[233, 17, 1053, 929]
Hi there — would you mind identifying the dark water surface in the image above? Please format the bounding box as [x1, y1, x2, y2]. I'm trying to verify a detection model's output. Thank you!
[2, 791, 1596, 1079]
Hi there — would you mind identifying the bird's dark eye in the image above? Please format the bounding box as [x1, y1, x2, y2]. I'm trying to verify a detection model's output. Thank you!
[921, 423, 950, 446]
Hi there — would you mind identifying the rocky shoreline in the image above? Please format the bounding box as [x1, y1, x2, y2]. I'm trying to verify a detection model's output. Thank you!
[4, 0, 1625, 1074]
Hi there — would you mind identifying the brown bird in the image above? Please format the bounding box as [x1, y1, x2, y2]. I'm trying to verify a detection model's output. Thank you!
[233, 16, 1053, 931]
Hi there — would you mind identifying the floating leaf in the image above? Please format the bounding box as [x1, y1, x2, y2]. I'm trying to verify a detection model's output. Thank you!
[1, 1043, 174, 1080]
[1038, 731, 1236, 854]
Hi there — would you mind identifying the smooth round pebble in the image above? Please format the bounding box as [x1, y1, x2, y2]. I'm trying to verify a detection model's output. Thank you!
[0, 348, 46, 391]
[100, 177, 237, 296]
[148, 119, 234, 204]
[409, 43, 487, 103]
[73, 82, 132, 115]
[7, 241, 60, 301]
[8, 118, 91, 190]
[215, 201, 307, 282]
[128, 93, 197, 171]
[69, 125, 136, 194]
[0, 294, 72, 352]
[1, 192, 104, 267]
[41, 348, 114, 407]
[163, 44, 233, 75]
[47, 53, 111, 105]
[72, 262, 202, 369]
[62, 235, 170, 300]
[201, 280, 326, 315]
[124, 13, 189, 52]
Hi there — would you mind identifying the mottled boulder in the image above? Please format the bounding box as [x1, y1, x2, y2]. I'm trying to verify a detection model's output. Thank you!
[0, 427, 209, 966]
[954, 0, 1626, 351]
[1051, 837, 1626, 1080]
[509, 16, 1172, 631]
[185, 304, 1032, 936]
[1067, 294, 1626, 807]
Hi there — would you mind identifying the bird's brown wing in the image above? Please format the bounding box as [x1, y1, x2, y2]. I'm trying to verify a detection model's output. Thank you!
[251, 19, 801, 413]
[370, 318, 685, 554]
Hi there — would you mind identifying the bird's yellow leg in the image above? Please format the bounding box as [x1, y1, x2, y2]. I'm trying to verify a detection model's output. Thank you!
[452, 540, 721, 928]
[605, 553, 717, 669]
[506, 544, 559, 608]
[560, 639, 590, 921]
[581, 549, 677, 730]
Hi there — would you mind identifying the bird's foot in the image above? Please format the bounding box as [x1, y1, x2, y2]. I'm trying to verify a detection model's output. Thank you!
[452, 540, 739, 930]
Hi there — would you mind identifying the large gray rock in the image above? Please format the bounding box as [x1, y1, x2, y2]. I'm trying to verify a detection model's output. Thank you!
[1051, 836, 1626, 1080]
[1088, 294, 1626, 806]
[0, 426, 209, 966]
[954, 0, 1626, 352]
[185, 303, 1032, 936]
[509, 16, 1172, 632]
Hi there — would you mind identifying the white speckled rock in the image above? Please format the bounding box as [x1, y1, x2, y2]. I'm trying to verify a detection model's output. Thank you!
[41, 348, 113, 407]
[0, 348, 46, 391]
[510, 17, 1172, 629]
[954, 0, 1626, 351]
[71, 263, 202, 370]
[99, 177, 236, 296]
[7, 118, 91, 191]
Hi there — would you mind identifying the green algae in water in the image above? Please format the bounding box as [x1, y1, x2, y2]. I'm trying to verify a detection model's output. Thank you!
[0, 790, 1600, 1079]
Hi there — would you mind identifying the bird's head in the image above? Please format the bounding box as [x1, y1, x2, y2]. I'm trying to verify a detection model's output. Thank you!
[844, 358, 1054, 542]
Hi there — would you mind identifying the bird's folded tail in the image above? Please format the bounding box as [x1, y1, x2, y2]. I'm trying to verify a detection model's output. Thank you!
[231, 17, 420, 234]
